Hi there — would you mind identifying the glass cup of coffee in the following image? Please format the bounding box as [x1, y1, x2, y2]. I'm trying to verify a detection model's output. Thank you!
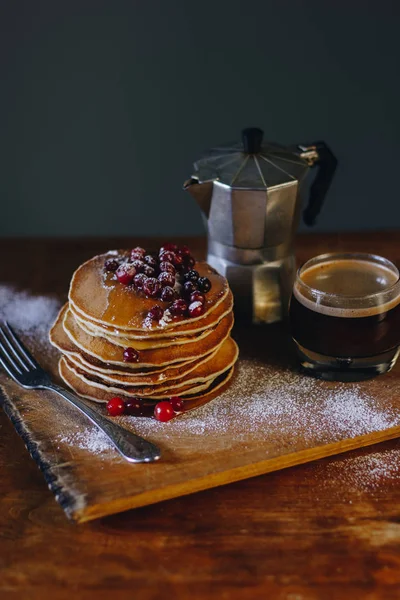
[289, 252, 400, 381]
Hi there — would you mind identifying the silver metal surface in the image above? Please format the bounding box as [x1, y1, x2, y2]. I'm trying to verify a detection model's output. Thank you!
[184, 133, 318, 324]
[0, 322, 161, 463]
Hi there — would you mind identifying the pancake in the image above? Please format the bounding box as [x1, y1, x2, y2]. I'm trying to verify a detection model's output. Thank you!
[69, 254, 229, 331]
[59, 337, 238, 398]
[50, 304, 201, 376]
[74, 310, 215, 350]
[70, 290, 234, 340]
[59, 357, 234, 404]
[63, 307, 234, 368]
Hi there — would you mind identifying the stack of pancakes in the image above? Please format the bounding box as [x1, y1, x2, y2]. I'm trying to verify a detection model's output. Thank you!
[50, 251, 238, 406]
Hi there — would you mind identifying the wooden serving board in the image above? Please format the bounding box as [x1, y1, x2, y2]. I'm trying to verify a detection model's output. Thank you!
[2, 315, 400, 524]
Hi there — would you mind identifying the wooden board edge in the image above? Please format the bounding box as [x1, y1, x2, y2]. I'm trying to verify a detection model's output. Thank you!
[0, 386, 82, 522]
[73, 425, 400, 523]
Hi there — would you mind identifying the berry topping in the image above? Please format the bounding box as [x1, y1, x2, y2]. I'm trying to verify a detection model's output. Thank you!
[184, 256, 196, 270]
[154, 401, 175, 422]
[125, 398, 143, 416]
[159, 250, 175, 264]
[131, 247, 146, 260]
[170, 396, 184, 411]
[116, 264, 136, 285]
[173, 252, 184, 268]
[198, 276, 212, 293]
[143, 265, 156, 277]
[107, 397, 125, 416]
[170, 299, 188, 316]
[143, 277, 161, 298]
[104, 258, 120, 272]
[147, 305, 163, 321]
[183, 280, 197, 297]
[158, 271, 175, 287]
[131, 259, 145, 272]
[179, 245, 191, 256]
[190, 290, 206, 304]
[159, 261, 175, 274]
[144, 254, 157, 268]
[123, 347, 139, 363]
[133, 273, 147, 289]
[161, 286, 176, 302]
[188, 300, 204, 318]
[184, 269, 199, 283]
[159, 243, 178, 255]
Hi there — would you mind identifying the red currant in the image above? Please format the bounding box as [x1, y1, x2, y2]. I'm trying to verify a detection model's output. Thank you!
[125, 398, 143, 416]
[131, 247, 146, 260]
[143, 265, 156, 277]
[159, 243, 178, 255]
[161, 286, 176, 302]
[170, 299, 188, 316]
[131, 259, 145, 272]
[170, 396, 184, 411]
[116, 264, 136, 285]
[144, 254, 157, 268]
[154, 401, 175, 422]
[158, 271, 175, 287]
[190, 290, 205, 304]
[133, 273, 147, 289]
[159, 261, 176, 274]
[159, 250, 175, 264]
[147, 305, 163, 321]
[143, 277, 161, 298]
[179, 245, 191, 256]
[183, 281, 197, 297]
[104, 258, 120, 272]
[107, 397, 125, 416]
[188, 301, 204, 317]
[123, 347, 139, 363]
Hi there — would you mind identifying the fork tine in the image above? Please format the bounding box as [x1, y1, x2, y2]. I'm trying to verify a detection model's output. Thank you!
[0, 342, 23, 376]
[0, 325, 30, 371]
[3, 322, 38, 369]
[0, 354, 21, 382]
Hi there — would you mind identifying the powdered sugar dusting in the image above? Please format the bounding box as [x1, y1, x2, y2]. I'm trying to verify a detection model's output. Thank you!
[57, 427, 113, 455]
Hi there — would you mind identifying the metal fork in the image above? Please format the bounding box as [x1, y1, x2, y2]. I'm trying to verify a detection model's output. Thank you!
[0, 322, 161, 463]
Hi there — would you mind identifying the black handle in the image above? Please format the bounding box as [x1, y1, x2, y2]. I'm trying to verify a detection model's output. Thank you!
[297, 141, 338, 226]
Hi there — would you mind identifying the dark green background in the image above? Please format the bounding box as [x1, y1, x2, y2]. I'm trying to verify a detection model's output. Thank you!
[1, 0, 399, 237]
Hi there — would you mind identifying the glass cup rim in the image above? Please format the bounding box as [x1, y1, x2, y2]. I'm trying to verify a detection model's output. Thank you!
[296, 252, 400, 302]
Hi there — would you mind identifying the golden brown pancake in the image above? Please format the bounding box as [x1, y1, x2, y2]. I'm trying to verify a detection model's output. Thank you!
[63, 307, 234, 368]
[69, 254, 229, 331]
[59, 357, 234, 403]
[65, 337, 238, 392]
[70, 289, 234, 339]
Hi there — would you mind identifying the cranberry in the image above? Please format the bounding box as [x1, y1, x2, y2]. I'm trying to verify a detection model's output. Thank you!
[184, 256, 196, 270]
[116, 264, 136, 285]
[190, 290, 206, 304]
[144, 254, 157, 268]
[159, 243, 178, 255]
[131, 247, 146, 260]
[179, 245, 191, 257]
[170, 299, 188, 316]
[143, 277, 161, 298]
[131, 259, 145, 272]
[170, 396, 184, 411]
[123, 347, 139, 363]
[159, 261, 175, 274]
[184, 269, 199, 283]
[154, 401, 175, 422]
[107, 397, 126, 416]
[161, 286, 176, 302]
[158, 271, 175, 287]
[147, 305, 163, 321]
[198, 276, 212, 293]
[133, 273, 147, 290]
[143, 265, 156, 277]
[159, 250, 175, 264]
[188, 301, 204, 317]
[104, 258, 120, 272]
[173, 252, 184, 269]
[125, 398, 143, 416]
[183, 280, 197, 297]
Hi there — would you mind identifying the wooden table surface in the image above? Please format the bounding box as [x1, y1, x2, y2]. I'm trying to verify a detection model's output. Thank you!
[1, 232, 400, 600]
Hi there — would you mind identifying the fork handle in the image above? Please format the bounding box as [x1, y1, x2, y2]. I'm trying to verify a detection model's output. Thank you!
[45, 383, 161, 463]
